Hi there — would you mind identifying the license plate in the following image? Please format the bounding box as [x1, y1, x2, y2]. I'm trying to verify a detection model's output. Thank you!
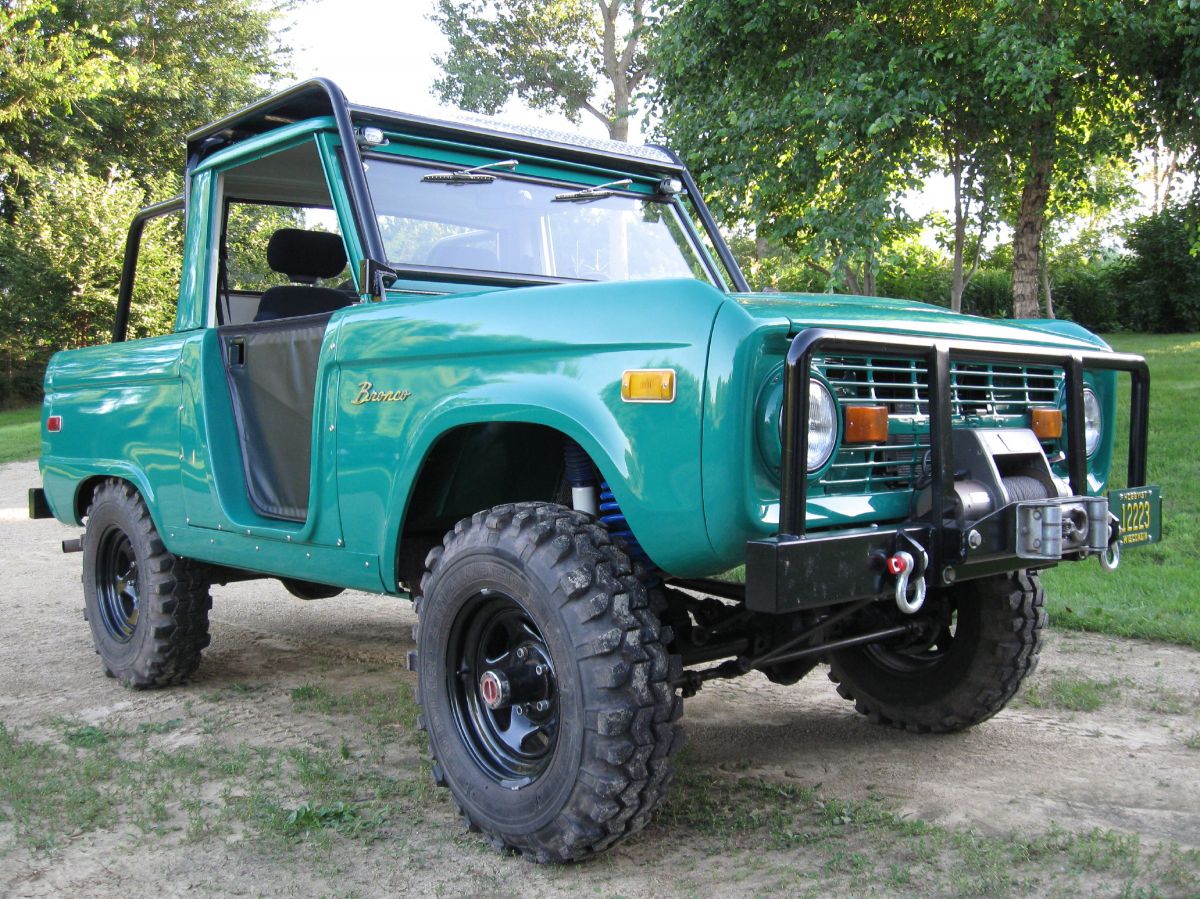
[1109, 485, 1162, 547]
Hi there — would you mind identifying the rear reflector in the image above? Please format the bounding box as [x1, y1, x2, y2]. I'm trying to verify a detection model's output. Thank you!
[844, 406, 888, 443]
[1029, 408, 1063, 440]
[46, 415, 62, 433]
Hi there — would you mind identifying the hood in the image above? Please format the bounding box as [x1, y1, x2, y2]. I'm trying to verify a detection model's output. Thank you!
[731, 292, 1107, 351]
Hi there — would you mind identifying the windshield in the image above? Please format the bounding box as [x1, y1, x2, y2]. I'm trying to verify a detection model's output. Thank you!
[363, 158, 713, 284]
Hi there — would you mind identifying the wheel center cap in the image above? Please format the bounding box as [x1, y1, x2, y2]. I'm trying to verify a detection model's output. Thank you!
[479, 670, 510, 710]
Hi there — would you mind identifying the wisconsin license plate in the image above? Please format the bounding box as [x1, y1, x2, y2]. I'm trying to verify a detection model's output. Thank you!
[1109, 485, 1162, 547]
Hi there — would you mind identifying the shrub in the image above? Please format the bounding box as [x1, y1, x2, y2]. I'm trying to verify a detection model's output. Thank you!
[1050, 260, 1122, 332]
[1115, 203, 1200, 332]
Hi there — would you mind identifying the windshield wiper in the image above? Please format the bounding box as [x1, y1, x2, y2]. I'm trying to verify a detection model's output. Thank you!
[420, 159, 519, 184]
[553, 178, 633, 202]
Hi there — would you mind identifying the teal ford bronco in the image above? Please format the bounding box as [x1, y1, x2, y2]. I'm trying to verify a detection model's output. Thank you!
[30, 80, 1161, 862]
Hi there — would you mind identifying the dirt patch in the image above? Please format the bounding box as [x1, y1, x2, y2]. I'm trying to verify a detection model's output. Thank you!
[3, 461, 1198, 896]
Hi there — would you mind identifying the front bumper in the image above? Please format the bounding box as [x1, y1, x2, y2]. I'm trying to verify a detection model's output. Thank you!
[746, 329, 1152, 614]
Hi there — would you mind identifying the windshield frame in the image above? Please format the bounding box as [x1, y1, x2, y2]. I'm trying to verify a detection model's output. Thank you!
[360, 150, 730, 290]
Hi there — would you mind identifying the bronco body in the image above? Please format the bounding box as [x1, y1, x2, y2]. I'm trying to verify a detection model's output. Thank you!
[31, 80, 1160, 862]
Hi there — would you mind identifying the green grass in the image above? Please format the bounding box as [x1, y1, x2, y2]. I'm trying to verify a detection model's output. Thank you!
[7, 712, 1197, 895]
[0, 713, 425, 852]
[1043, 334, 1200, 648]
[1022, 674, 1125, 712]
[0, 405, 39, 464]
[289, 682, 422, 739]
[654, 765, 1200, 895]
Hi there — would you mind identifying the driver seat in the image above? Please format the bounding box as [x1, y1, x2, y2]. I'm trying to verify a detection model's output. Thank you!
[254, 228, 353, 322]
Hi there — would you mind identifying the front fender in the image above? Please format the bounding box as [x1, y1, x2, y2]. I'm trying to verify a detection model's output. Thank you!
[330, 279, 726, 586]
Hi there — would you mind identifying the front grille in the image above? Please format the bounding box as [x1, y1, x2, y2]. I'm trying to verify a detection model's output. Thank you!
[814, 354, 1063, 495]
[950, 361, 1063, 416]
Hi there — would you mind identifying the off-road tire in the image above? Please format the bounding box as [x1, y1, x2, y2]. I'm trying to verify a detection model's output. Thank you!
[82, 479, 211, 687]
[828, 571, 1045, 733]
[414, 502, 684, 863]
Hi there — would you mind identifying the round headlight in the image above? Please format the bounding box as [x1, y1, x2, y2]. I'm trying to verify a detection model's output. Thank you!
[807, 379, 838, 471]
[1082, 387, 1102, 456]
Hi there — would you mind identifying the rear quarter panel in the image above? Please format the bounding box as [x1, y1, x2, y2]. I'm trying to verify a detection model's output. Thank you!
[40, 335, 187, 526]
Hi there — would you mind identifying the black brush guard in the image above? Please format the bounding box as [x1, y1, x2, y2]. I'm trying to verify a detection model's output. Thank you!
[744, 329, 1150, 614]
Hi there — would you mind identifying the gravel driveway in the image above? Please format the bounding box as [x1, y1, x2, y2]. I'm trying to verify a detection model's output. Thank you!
[2, 460, 1197, 896]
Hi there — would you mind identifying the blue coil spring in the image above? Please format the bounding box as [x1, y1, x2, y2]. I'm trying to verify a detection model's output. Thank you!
[598, 481, 654, 568]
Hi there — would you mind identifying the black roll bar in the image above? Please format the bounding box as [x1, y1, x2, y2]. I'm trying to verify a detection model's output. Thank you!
[113, 196, 185, 343]
[779, 329, 1151, 539]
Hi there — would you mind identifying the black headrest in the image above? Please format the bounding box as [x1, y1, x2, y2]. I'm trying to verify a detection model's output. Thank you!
[267, 228, 346, 282]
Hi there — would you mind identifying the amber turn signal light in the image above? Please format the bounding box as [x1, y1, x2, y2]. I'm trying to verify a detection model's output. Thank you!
[844, 405, 888, 443]
[1029, 407, 1063, 440]
[621, 369, 676, 402]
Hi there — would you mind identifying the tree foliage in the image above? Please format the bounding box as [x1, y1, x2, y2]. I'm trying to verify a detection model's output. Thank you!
[0, 167, 182, 395]
[0, 0, 128, 184]
[0, 0, 290, 401]
[431, 0, 650, 140]
[651, 2, 941, 296]
[1, 0, 289, 205]
[652, 0, 1198, 316]
[1116, 201, 1200, 332]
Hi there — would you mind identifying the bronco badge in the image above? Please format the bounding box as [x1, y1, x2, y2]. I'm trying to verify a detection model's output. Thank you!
[351, 381, 412, 405]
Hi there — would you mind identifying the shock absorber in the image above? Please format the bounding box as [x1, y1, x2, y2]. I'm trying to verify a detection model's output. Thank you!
[562, 439, 654, 571]
[563, 439, 597, 516]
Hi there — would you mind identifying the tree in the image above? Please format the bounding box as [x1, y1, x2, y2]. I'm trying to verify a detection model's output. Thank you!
[653, 0, 1186, 317]
[0, 166, 181, 394]
[1116, 200, 1200, 332]
[0, 0, 129, 207]
[0, 0, 291, 401]
[651, 1, 932, 295]
[431, 0, 650, 141]
[30, 0, 288, 183]
[1115, 0, 1200, 247]
[972, 1, 1144, 317]
[1, 0, 289, 211]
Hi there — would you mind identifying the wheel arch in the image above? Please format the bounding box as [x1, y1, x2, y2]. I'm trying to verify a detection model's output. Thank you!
[387, 406, 630, 591]
[72, 468, 158, 525]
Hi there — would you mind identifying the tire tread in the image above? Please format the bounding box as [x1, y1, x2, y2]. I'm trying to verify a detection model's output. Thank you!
[828, 570, 1045, 733]
[416, 501, 682, 863]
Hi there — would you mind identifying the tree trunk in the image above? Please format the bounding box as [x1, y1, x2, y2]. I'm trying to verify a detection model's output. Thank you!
[1011, 145, 1053, 319]
[862, 246, 876, 296]
[751, 231, 770, 285]
[606, 112, 629, 142]
[599, 1, 630, 142]
[950, 157, 966, 313]
[842, 262, 861, 295]
[1040, 257, 1055, 319]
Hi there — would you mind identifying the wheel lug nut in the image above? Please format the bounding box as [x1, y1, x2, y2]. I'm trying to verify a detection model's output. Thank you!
[513, 704, 525, 715]
[516, 647, 526, 660]
[535, 700, 549, 713]
[534, 664, 545, 676]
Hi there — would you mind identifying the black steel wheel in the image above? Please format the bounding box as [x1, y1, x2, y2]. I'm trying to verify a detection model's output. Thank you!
[828, 571, 1045, 733]
[82, 479, 211, 687]
[414, 502, 683, 863]
[448, 589, 559, 788]
[94, 527, 140, 643]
